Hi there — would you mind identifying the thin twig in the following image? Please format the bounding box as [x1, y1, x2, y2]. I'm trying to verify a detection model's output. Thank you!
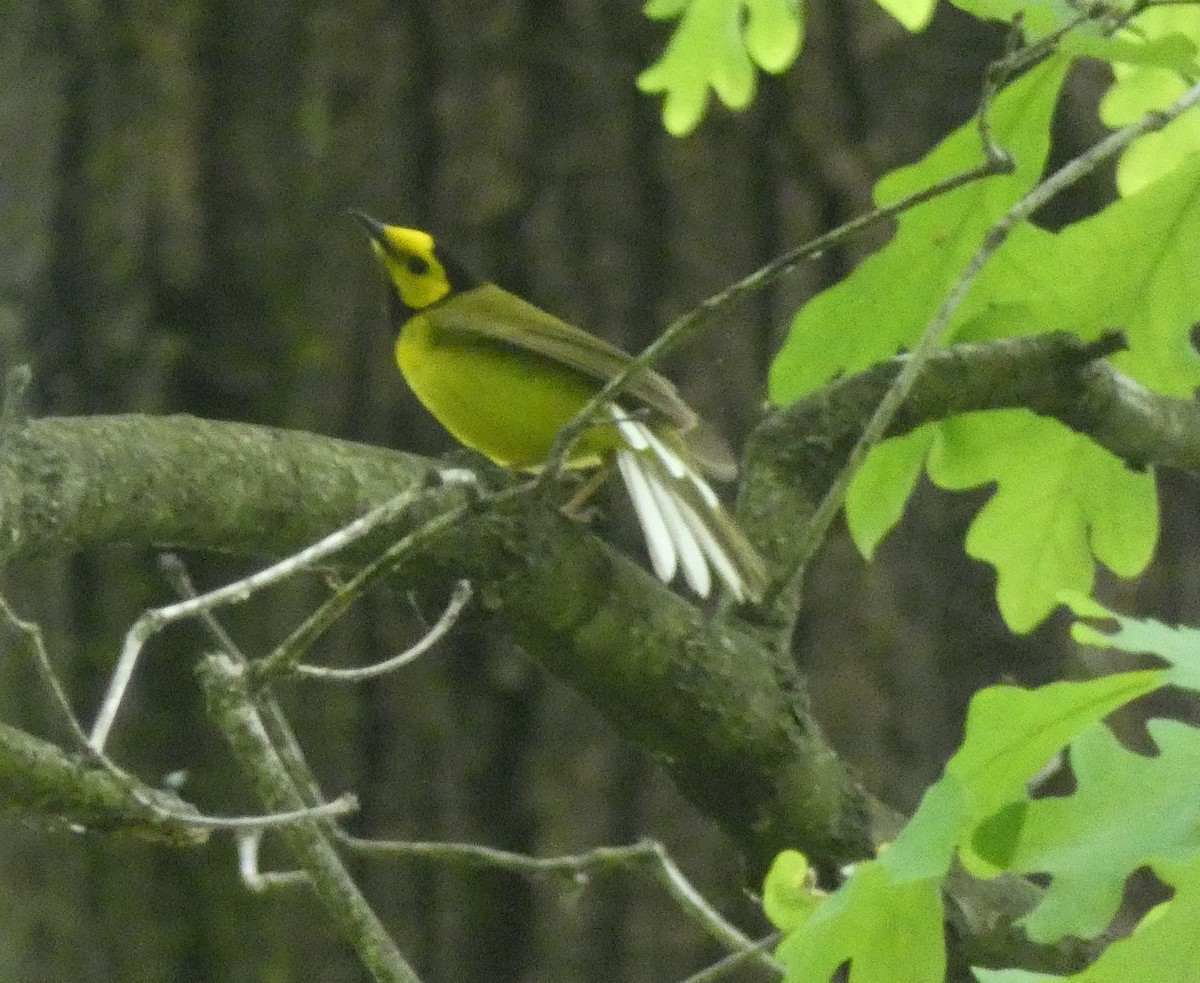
[159, 552, 248, 660]
[782, 76, 1200, 589]
[238, 830, 312, 891]
[975, 16, 1027, 167]
[89, 487, 423, 750]
[650, 841, 773, 964]
[179, 794, 359, 830]
[675, 934, 783, 983]
[342, 834, 777, 969]
[253, 497, 476, 682]
[157, 552, 331, 807]
[1, 593, 142, 780]
[295, 580, 473, 681]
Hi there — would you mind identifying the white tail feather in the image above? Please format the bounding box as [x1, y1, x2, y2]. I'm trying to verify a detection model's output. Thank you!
[610, 406, 760, 602]
[688, 471, 720, 509]
[673, 496, 747, 603]
[616, 450, 677, 583]
[644, 469, 712, 598]
[640, 426, 688, 479]
[610, 406, 650, 450]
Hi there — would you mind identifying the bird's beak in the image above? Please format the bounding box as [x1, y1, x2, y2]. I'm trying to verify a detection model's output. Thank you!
[347, 209, 389, 246]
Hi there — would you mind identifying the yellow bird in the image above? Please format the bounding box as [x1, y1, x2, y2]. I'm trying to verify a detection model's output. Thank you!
[354, 213, 767, 604]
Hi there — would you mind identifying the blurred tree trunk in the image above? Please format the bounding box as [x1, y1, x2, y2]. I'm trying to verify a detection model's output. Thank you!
[0, 0, 1149, 981]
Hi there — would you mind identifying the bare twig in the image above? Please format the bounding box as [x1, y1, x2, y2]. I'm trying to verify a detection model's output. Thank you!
[253, 498, 476, 682]
[238, 830, 312, 891]
[342, 834, 778, 970]
[295, 579, 473, 681]
[159, 552, 248, 660]
[89, 487, 424, 750]
[975, 15, 1027, 167]
[181, 794, 359, 830]
[675, 934, 783, 983]
[156, 552, 330, 808]
[1, 593, 118, 760]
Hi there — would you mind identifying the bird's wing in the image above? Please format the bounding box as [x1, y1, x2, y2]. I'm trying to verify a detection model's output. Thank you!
[428, 284, 698, 430]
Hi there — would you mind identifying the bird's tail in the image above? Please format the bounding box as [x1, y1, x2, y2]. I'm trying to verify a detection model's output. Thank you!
[609, 407, 768, 604]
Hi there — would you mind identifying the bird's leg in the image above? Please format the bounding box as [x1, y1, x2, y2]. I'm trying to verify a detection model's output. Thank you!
[561, 465, 612, 520]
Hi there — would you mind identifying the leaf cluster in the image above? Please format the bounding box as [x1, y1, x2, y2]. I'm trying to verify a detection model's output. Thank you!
[643, 0, 1200, 978]
[765, 600, 1200, 981]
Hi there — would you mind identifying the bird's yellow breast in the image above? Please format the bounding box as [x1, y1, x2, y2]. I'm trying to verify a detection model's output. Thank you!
[395, 312, 616, 470]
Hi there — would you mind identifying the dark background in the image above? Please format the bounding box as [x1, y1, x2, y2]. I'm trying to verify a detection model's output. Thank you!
[2, 1, 1194, 981]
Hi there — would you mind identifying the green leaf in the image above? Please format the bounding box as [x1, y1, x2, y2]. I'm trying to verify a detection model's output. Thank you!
[1001, 720, 1200, 943]
[956, 154, 1200, 392]
[944, 0, 1061, 35]
[638, 0, 750, 135]
[638, 0, 804, 135]
[1097, 7, 1200, 194]
[879, 775, 965, 881]
[788, 149, 1200, 633]
[1067, 857, 1200, 982]
[745, 0, 805, 72]
[769, 670, 1166, 982]
[769, 56, 1068, 577]
[873, 0, 936, 31]
[645, 0, 690, 16]
[1065, 595, 1200, 694]
[947, 674, 1163, 833]
[762, 849, 823, 932]
[842, 298, 1035, 557]
[922, 157, 1200, 630]
[933, 157, 1200, 629]
[844, 427, 933, 559]
[775, 860, 945, 983]
[927, 411, 1158, 632]
[1038, 156, 1200, 397]
[972, 970, 1063, 983]
[968, 800, 1028, 876]
[880, 672, 1162, 883]
[770, 54, 1069, 404]
[872, 0, 938, 32]
[1064, 31, 1198, 73]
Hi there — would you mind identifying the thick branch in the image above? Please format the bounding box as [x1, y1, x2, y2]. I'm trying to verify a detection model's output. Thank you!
[0, 720, 207, 846]
[758, 330, 1197, 473]
[0, 412, 885, 877]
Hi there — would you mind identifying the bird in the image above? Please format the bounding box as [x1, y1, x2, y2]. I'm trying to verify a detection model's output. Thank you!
[352, 212, 767, 604]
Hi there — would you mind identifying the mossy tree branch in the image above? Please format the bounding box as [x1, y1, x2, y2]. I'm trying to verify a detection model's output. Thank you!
[0, 719, 207, 846]
[0, 329, 1191, 971]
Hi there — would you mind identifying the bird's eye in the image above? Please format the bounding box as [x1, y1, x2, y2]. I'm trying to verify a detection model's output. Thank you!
[405, 254, 430, 277]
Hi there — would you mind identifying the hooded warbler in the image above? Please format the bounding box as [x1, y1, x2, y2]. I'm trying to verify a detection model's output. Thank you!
[353, 212, 767, 604]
